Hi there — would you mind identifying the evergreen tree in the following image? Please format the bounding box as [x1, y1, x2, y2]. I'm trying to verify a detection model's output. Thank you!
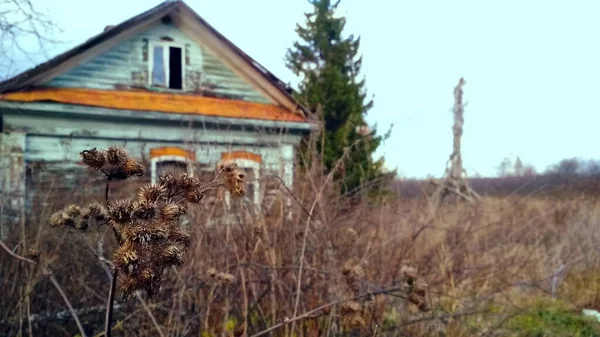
[286, 0, 388, 195]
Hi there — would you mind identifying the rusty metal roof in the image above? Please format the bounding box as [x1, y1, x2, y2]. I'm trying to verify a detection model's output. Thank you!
[0, 0, 309, 116]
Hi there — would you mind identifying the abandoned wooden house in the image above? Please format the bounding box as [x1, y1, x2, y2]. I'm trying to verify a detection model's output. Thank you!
[0, 0, 313, 222]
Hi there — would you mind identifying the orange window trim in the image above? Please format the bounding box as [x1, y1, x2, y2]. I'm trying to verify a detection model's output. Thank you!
[221, 151, 262, 163]
[150, 147, 196, 161]
[0, 88, 308, 123]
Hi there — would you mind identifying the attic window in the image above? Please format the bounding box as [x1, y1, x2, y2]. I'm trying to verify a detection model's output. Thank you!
[150, 44, 183, 90]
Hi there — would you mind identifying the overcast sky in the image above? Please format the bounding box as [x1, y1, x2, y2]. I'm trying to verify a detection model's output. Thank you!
[3, 0, 599, 178]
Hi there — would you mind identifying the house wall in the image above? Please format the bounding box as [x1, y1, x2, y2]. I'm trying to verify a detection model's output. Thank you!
[46, 21, 270, 104]
[1, 111, 297, 218]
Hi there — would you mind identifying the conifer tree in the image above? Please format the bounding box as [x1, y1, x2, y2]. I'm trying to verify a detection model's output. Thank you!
[286, 0, 389, 195]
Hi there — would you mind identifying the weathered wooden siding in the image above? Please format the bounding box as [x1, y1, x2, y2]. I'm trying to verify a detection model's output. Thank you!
[22, 134, 293, 214]
[46, 21, 270, 104]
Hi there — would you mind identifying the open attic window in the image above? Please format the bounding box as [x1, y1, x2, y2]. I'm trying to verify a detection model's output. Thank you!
[150, 44, 183, 90]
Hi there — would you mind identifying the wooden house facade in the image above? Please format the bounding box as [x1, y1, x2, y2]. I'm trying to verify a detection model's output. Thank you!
[0, 1, 313, 223]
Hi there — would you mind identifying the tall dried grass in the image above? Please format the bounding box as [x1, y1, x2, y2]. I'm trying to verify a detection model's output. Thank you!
[2, 145, 600, 337]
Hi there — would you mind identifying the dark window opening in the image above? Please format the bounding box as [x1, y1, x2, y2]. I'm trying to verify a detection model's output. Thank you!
[169, 47, 183, 90]
[156, 160, 187, 178]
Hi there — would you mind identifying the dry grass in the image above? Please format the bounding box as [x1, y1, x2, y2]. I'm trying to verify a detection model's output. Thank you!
[2, 147, 600, 337]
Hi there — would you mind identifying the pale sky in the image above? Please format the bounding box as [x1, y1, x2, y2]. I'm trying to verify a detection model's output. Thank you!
[3, 0, 599, 178]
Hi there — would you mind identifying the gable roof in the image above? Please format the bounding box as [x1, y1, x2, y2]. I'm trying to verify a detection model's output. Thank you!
[0, 0, 309, 117]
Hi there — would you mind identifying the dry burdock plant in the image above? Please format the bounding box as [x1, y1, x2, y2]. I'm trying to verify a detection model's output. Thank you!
[48, 145, 247, 337]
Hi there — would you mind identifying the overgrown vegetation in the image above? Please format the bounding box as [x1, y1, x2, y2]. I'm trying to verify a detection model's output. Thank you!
[2, 142, 600, 336]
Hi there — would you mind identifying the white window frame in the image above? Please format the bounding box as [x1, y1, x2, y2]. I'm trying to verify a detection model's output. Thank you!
[148, 42, 186, 90]
[222, 158, 261, 210]
[150, 155, 194, 185]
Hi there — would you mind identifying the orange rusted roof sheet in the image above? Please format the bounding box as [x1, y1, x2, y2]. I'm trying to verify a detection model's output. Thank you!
[0, 88, 308, 123]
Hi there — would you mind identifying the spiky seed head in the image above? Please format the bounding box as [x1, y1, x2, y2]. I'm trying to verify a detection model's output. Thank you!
[178, 174, 200, 190]
[117, 274, 139, 299]
[413, 280, 428, 297]
[126, 225, 168, 245]
[49, 212, 64, 228]
[340, 301, 362, 316]
[109, 200, 135, 224]
[158, 172, 176, 188]
[219, 162, 246, 197]
[207, 267, 217, 278]
[132, 201, 157, 220]
[138, 184, 166, 203]
[25, 248, 40, 261]
[113, 241, 139, 271]
[161, 245, 184, 266]
[160, 203, 182, 221]
[401, 266, 418, 285]
[65, 204, 81, 217]
[185, 189, 205, 203]
[169, 227, 191, 247]
[106, 146, 128, 165]
[347, 314, 366, 329]
[216, 272, 235, 284]
[408, 292, 425, 307]
[80, 148, 107, 170]
[123, 158, 144, 177]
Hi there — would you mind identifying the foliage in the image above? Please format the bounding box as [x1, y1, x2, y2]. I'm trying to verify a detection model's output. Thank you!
[286, 0, 389, 196]
[507, 300, 600, 337]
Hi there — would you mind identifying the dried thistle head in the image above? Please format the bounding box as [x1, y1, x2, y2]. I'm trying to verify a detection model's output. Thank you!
[25, 248, 40, 261]
[340, 301, 362, 316]
[160, 203, 184, 221]
[80, 146, 144, 180]
[344, 313, 366, 329]
[138, 184, 166, 203]
[86, 202, 107, 221]
[109, 200, 134, 224]
[169, 227, 191, 248]
[124, 158, 144, 177]
[65, 204, 81, 218]
[216, 272, 235, 284]
[206, 267, 217, 278]
[160, 245, 184, 267]
[106, 146, 127, 165]
[158, 172, 176, 189]
[185, 189, 205, 203]
[218, 162, 246, 197]
[132, 201, 157, 220]
[400, 266, 418, 285]
[113, 241, 139, 271]
[177, 174, 200, 190]
[80, 148, 107, 170]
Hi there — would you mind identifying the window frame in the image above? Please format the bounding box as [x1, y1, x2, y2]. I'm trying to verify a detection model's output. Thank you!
[149, 147, 196, 184]
[148, 41, 186, 90]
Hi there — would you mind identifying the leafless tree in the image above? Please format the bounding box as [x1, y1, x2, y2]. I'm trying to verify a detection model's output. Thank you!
[0, 0, 59, 79]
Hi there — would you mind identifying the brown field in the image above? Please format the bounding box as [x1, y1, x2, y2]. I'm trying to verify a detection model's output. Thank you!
[2, 152, 600, 337]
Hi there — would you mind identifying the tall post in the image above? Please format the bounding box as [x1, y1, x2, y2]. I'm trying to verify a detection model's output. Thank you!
[0, 131, 27, 237]
[431, 78, 481, 206]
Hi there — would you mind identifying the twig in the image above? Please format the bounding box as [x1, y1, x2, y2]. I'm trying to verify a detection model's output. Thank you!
[0, 240, 88, 337]
[104, 269, 118, 337]
[48, 272, 88, 337]
[135, 293, 166, 337]
[251, 285, 406, 337]
[290, 144, 358, 334]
